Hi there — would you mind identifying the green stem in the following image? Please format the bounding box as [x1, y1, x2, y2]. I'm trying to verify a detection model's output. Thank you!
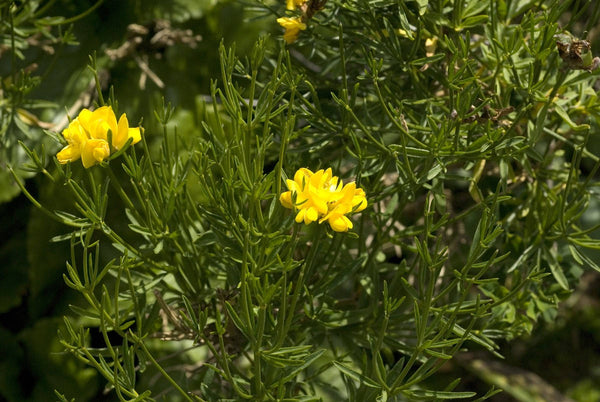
[140, 128, 164, 204]
[532, 69, 568, 142]
[8, 165, 88, 228]
[274, 226, 322, 349]
[76, 347, 140, 399]
[105, 164, 137, 212]
[10, 7, 16, 86]
[253, 305, 267, 399]
[34, 0, 58, 16]
[342, 102, 390, 155]
[246, 70, 257, 176]
[374, 79, 427, 148]
[43, 0, 105, 25]
[240, 203, 256, 341]
[210, 303, 254, 399]
[90, 62, 105, 106]
[276, 76, 296, 196]
[138, 338, 194, 402]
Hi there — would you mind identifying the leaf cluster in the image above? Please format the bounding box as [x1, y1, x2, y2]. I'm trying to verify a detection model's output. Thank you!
[10, 0, 600, 401]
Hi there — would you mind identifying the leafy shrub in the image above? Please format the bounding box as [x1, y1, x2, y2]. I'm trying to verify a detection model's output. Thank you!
[4, 0, 600, 400]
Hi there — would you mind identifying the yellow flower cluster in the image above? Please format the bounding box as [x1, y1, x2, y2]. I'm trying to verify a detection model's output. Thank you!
[277, 0, 326, 44]
[57, 106, 142, 168]
[280, 168, 367, 232]
[276, 17, 307, 44]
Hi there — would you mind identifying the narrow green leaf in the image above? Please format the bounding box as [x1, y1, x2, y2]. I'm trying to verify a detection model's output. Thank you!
[406, 390, 476, 399]
[544, 248, 569, 290]
[555, 104, 590, 131]
[333, 362, 381, 389]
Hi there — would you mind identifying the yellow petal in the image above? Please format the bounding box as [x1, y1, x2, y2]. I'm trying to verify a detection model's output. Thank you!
[88, 106, 117, 141]
[87, 117, 108, 141]
[286, 0, 307, 10]
[333, 182, 355, 205]
[295, 208, 306, 223]
[95, 106, 117, 130]
[81, 139, 110, 168]
[305, 207, 318, 223]
[295, 193, 308, 207]
[329, 176, 342, 192]
[352, 188, 367, 212]
[277, 17, 307, 44]
[313, 197, 328, 215]
[353, 197, 367, 212]
[77, 109, 93, 127]
[311, 169, 325, 187]
[295, 168, 312, 189]
[56, 145, 81, 164]
[280, 191, 293, 209]
[328, 214, 352, 232]
[112, 113, 130, 149]
[62, 119, 88, 145]
[128, 127, 142, 145]
[285, 179, 297, 191]
[277, 17, 306, 30]
[283, 28, 301, 44]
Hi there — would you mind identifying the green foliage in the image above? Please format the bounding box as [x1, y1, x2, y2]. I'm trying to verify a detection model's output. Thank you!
[0, 0, 253, 400]
[0, 1, 78, 202]
[4, 0, 600, 400]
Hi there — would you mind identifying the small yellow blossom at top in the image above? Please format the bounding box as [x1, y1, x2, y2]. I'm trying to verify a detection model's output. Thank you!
[277, 17, 307, 44]
[56, 106, 142, 168]
[286, 0, 307, 10]
[280, 167, 367, 232]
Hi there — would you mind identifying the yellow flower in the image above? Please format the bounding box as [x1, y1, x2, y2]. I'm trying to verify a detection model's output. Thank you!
[286, 0, 307, 10]
[56, 119, 88, 164]
[280, 167, 367, 232]
[277, 17, 307, 44]
[56, 106, 142, 168]
[77, 106, 142, 149]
